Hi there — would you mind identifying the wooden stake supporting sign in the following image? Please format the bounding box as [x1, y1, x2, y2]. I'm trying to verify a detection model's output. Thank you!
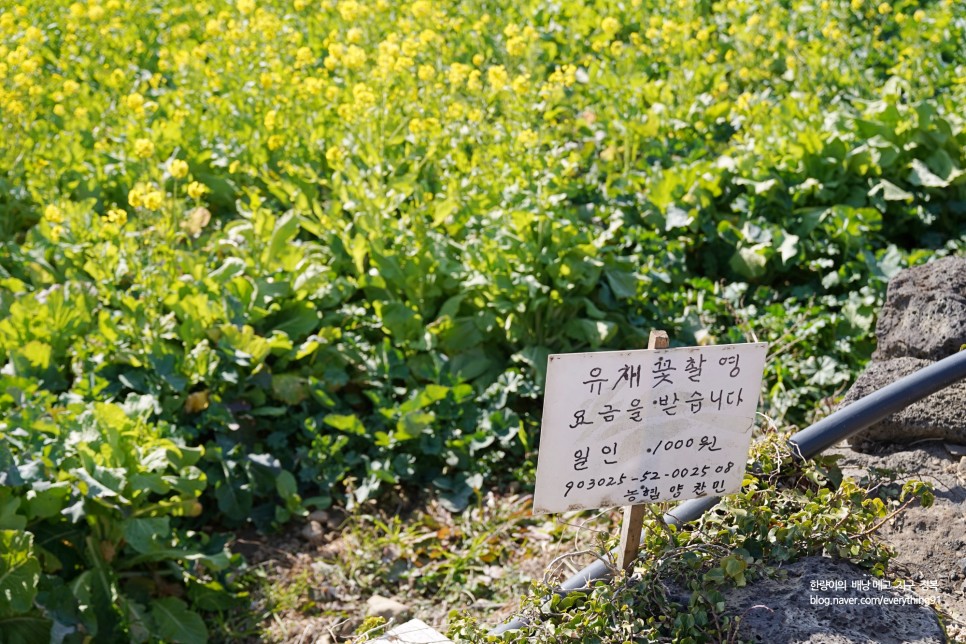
[617, 330, 668, 571]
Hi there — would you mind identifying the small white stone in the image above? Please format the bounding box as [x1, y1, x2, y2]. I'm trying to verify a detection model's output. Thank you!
[301, 520, 325, 543]
[366, 594, 412, 621]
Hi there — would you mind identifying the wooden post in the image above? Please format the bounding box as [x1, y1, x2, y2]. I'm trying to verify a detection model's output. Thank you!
[617, 329, 669, 572]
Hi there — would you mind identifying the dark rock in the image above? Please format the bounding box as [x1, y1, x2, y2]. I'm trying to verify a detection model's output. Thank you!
[873, 256, 966, 362]
[844, 357, 966, 449]
[727, 556, 945, 643]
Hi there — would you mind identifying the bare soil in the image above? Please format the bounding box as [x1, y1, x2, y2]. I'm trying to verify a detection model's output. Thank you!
[225, 440, 966, 643]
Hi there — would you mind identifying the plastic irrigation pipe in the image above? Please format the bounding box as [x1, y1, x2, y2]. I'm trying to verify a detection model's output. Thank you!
[490, 349, 966, 635]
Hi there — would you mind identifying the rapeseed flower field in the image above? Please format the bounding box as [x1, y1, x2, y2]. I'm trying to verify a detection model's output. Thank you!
[1, 0, 964, 640]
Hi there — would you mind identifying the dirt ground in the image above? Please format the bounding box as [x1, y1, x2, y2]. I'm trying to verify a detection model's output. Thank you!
[232, 439, 966, 643]
[827, 439, 966, 642]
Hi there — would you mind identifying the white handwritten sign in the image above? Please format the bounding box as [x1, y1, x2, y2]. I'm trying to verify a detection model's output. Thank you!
[533, 342, 768, 514]
[375, 619, 453, 643]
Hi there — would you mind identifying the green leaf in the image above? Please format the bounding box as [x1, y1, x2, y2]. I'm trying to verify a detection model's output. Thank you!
[271, 373, 308, 405]
[396, 411, 435, 440]
[908, 159, 948, 188]
[375, 301, 423, 341]
[870, 179, 913, 201]
[265, 211, 300, 267]
[603, 264, 638, 299]
[777, 233, 799, 264]
[729, 245, 769, 280]
[722, 555, 746, 578]
[214, 480, 252, 521]
[323, 414, 366, 436]
[0, 615, 52, 643]
[0, 442, 22, 487]
[0, 491, 26, 531]
[0, 531, 40, 614]
[23, 340, 52, 369]
[122, 517, 171, 555]
[150, 597, 208, 644]
[269, 302, 319, 340]
[207, 257, 247, 283]
[24, 482, 70, 520]
[664, 204, 692, 231]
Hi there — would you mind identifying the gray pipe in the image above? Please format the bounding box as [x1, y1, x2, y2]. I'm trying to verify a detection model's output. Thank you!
[491, 349, 966, 635]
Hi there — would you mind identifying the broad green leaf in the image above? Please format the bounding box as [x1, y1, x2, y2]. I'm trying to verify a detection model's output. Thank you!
[603, 264, 637, 299]
[323, 414, 366, 436]
[265, 211, 300, 267]
[777, 233, 799, 264]
[396, 411, 435, 440]
[664, 205, 692, 231]
[449, 349, 497, 381]
[869, 179, 913, 201]
[270, 301, 319, 339]
[908, 159, 948, 188]
[729, 245, 769, 280]
[439, 318, 483, 352]
[122, 517, 171, 555]
[0, 530, 40, 614]
[0, 490, 25, 531]
[276, 470, 298, 502]
[214, 480, 252, 521]
[375, 301, 423, 341]
[0, 615, 52, 643]
[271, 373, 308, 405]
[207, 257, 247, 283]
[151, 597, 208, 644]
[22, 340, 51, 369]
[24, 482, 70, 520]
[0, 441, 23, 487]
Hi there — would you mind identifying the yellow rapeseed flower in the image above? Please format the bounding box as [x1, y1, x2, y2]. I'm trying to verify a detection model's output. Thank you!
[125, 92, 145, 112]
[105, 208, 128, 225]
[411, 0, 431, 19]
[338, 0, 362, 21]
[601, 16, 621, 36]
[134, 138, 155, 159]
[417, 64, 435, 81]
[466, 69, 482, 92]
[187, 181, 209, 200]
[143, 190, 164, 210]
[44, 204, 64, 224]
[516, 129, 538, 147]
[128, 186, 144, 208]
[343, 45, 367, 69]
[448, 62, 470, 86]
[169, 159, 189, 179]
[506, 36, 526, 56]
[267, 134, 284, 150]
[487, 65, 509, 91]
[325, 146, 345, 166]
[264, 109, 278, 131]
[295, 46, 314, 68]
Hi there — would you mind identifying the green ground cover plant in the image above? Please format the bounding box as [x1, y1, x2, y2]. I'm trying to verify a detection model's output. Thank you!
[1, 0, 965, 640]
[443, 428, 934, 642]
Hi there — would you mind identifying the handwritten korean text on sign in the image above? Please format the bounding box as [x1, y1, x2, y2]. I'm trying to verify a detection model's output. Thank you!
[533, 343, 767, 514]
